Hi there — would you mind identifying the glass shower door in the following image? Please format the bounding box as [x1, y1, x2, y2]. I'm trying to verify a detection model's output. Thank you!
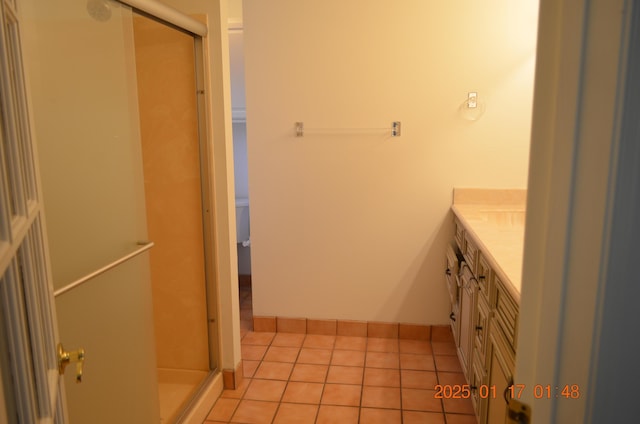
[21, 0, 160, 422]
[132, 13, 212, 422]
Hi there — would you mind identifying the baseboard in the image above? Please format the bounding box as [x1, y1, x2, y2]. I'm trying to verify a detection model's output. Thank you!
[222, 360, 244, 390]
[252, 316, 451, 341]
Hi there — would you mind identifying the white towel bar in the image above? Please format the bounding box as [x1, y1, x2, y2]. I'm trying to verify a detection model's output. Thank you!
[295, 121, 401, 137]
[53, 241, 154, 297]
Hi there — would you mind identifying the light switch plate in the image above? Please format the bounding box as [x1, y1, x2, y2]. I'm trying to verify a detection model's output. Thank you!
[468, 92, 478, 108]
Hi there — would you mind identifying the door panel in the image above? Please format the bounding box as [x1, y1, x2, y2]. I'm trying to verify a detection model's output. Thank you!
[19, 0, 160, 422]
[54, 258, 159, 423]
[21, 0, 149, 287]
[1, 0, 64, 421]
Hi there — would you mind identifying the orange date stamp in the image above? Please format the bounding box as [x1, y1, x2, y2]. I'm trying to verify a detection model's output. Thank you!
[508, 384, 581, 399]
[434, 384, 581, 399]
[434, 384, 497, 399]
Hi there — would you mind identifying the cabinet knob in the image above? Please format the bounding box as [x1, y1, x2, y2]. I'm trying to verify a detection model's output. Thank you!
[445, 268, 452, 276]
[475, 325, 483, 331]
[449, 312, 456, 322]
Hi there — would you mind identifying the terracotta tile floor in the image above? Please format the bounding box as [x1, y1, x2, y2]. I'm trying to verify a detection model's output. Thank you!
[203, 285, 478, 424]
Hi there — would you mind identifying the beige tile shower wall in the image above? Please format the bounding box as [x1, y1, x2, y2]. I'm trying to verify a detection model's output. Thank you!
[133, 17, 209, 371]
[244, 1, 538, 324]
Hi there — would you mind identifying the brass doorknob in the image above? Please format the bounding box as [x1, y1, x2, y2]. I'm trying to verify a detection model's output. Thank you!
[57, 343, 85, 383]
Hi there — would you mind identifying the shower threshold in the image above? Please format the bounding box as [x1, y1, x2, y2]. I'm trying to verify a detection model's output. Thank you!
[158, 368, 209, 423]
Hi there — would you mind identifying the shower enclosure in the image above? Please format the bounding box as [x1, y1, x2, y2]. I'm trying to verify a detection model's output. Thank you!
[19, 0, 217, 422]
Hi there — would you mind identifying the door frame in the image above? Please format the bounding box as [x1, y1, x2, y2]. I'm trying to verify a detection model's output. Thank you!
[517, 0, 637, 422]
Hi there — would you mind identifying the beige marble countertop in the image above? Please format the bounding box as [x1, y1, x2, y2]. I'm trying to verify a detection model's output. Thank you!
[451, 188, 526, 302]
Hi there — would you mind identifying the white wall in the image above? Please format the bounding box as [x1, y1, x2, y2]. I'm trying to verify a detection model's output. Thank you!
[244, 0, 538, 324]
[229, 24, 246, 113]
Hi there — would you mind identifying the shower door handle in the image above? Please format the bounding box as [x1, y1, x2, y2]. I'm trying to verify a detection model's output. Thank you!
[58, 343, 85, 383]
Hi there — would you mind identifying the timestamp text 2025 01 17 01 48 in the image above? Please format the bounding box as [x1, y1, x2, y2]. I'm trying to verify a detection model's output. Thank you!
[434, 384, 581, 400]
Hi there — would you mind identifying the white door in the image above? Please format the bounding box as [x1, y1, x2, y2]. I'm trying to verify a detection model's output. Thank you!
[0, 0, 67, 422]
[517, 0, 638, 422]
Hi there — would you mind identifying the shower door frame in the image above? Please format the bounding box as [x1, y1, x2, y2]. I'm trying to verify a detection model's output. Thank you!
[120, 0, 222, 378]
[192, 33, 222, 376]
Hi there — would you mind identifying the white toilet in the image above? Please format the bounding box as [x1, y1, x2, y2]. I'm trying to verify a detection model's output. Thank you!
[235, 198, 251, 276]
[235, 198, 250, 246]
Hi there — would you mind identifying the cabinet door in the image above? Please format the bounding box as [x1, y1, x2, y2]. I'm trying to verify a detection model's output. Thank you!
[474, 295, 491, 367]
[486, 324, 514, 424]
[446, 244, 460, 306]
[457, 266, 475, 379]
[470, 352, 487, 423]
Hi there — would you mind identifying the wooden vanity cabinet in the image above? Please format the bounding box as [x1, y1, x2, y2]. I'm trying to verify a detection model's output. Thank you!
[450, 215, 519, 424]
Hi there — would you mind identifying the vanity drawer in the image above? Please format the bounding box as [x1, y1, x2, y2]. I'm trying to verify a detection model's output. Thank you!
[495, 277, 518, 352]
